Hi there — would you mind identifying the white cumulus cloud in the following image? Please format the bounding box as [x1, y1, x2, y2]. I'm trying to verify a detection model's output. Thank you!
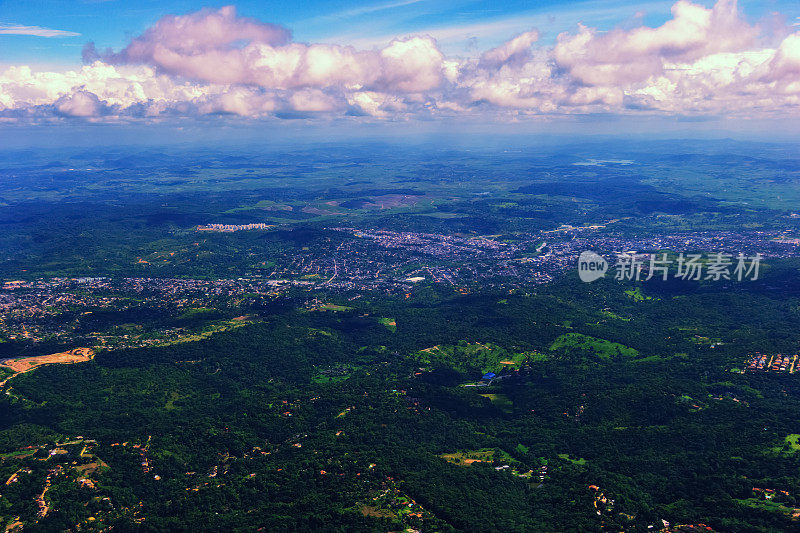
[0, 1, 798, 122]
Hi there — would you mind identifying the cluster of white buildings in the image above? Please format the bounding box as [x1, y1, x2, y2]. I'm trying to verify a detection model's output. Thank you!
[197, 223, 273, 232]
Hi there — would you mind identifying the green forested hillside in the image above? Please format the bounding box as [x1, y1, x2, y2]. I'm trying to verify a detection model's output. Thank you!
[3, 276, 800, 531]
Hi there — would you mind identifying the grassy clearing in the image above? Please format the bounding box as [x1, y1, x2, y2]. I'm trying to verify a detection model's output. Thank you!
[736, 498, 798, 516]
[770, 434, 800, 455]
[317, 303, 354, 312]
[164, 391, 188, 410]
[0, 449, 37, 459]
[557, 454, 587, 465]
[311, 364, 359, 384]
[550, 333, 638, 361]
[479, 393, 513, 413]
[415, 342, 530, 375]
[378, 317, 397, 332]
[439, 448, 515, 466]
[624, 287, 654, 302]
[601, 310, 631, 321]
[158, 318, 256, 347]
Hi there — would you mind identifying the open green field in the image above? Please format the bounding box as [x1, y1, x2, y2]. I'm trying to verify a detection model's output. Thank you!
[479, 393, 513, 413]
[770, 434, 800, 455]
[550, 333, 639, 361]
[317, 303, 354, 312]
[414, 342, 529, 375]
[736, 498, 799, 517]
[378, 317, 397, 332]
[0, 449, 37, 460]
[557, 454, 587, 465]
[439, 448, 516, 467]
[624, 287, 653, 302]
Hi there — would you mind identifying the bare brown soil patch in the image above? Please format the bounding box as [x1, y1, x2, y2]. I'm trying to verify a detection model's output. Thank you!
[360, 505, 393, 518]
[1, 348, 93, 386]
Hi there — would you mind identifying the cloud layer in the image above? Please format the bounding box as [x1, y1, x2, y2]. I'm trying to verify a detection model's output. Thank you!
[1, 1, 799, 122]
[0, 24, 80, 37]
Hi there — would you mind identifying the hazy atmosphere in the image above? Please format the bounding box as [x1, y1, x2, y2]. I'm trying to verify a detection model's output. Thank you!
[2, 2, 800, 532]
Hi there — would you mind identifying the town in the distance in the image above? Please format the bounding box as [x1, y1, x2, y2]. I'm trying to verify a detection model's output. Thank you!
[2, 139, 800, 532]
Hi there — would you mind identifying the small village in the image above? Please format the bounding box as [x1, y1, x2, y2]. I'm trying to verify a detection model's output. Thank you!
[2, 437, 110, 530]
[743, 352, 799, 374]
[197, 223, 274, 232]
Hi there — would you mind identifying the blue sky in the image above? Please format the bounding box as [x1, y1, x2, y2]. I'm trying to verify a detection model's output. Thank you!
[2, 0, 797, 67]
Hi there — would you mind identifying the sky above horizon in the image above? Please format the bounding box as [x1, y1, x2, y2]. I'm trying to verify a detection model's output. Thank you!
[1, 0, 800, 138]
